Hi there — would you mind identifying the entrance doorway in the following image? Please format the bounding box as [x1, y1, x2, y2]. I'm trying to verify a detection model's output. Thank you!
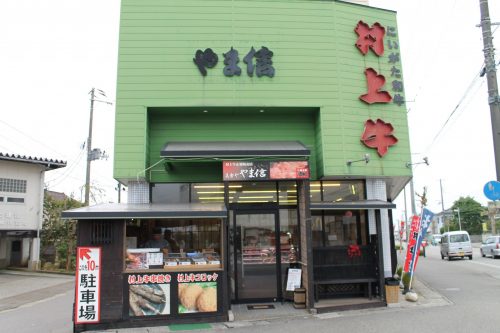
[10, 240, 22, 267]
[231, 211, 281, 302]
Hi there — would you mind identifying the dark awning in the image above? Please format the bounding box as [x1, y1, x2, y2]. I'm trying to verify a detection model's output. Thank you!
[310, 200, 396, 210]
[160, 141, 310, 159]
[62, 203, 227, 220]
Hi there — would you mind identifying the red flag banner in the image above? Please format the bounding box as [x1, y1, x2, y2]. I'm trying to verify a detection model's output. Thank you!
[403, 215, 421, 273]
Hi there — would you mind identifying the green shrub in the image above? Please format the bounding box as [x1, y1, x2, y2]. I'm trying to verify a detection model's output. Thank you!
[402, 272, 412, 289]
[396, 266, 403, 278]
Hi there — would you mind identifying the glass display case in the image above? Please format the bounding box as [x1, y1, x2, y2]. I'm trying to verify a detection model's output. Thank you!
[125, 218, 223, 272]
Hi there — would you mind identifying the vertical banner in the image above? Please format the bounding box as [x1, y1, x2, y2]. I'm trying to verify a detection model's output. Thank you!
[75, 247, 101, 324]
[412, 208, 435, 272]
[403, 215, 421, 273]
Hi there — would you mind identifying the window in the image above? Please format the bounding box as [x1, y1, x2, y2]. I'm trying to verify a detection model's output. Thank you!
[7, 197, 24, 203]
[0, 197, 4, 202]
[279, 209, 299, 263]
[278, 182, 297, 205]
[312, 210, 367, 247]
[311, 213, 324, 247]
[310, 181, 321, 201]
[90, 221, 113, 245]
[322, 180, 364, 202]
[0, 178, 27, 193]
[125, 218, 222, 271]
[450, 234, 469, 243]
[191, 183, 224, 203]
[151, 183, 190, 204]
[229, 182, 277, 204]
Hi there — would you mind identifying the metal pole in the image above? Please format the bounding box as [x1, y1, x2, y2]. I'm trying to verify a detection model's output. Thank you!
[409, 178, 417, 216]
[479, 0, 500, 180]
[403, 186, 409, 242]
[457, 208, 462, 231]
[440, 179, 446, 234]
[84, 88, 95, 206]
[118, 182, 121, 203]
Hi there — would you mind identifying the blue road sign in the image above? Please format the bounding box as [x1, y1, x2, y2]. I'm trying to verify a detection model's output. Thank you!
[484, 180, 500, 201]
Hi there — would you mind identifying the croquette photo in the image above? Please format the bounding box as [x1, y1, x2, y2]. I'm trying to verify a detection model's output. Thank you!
[179, 284, 203, 310]
[196, 287, 217, 312]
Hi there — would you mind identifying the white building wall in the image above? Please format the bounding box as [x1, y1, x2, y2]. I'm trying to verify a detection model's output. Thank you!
[366, 178, 393, 277]
[0, 160, 44, 231]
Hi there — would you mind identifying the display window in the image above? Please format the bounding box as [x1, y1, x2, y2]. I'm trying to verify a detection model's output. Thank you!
[321, 180, 365, 202]
[125, 219, 223, 272]
[311, 210, 368, 247]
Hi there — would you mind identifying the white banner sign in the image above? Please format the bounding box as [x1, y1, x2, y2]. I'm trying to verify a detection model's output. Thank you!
[75, 247, 101, 324]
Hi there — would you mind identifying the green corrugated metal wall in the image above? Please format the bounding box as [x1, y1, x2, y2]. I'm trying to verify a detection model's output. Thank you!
[114, 0, 411, 182]
[148, 109, 318, 182]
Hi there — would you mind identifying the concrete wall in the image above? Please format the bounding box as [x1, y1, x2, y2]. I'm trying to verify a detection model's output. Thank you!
[0, 160, 44, 231]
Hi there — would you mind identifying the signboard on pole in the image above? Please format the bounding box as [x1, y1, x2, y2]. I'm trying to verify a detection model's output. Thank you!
[75, 247, 101, 324]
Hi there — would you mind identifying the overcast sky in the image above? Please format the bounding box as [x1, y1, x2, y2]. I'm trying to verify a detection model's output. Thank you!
[1, 0, 499, 217]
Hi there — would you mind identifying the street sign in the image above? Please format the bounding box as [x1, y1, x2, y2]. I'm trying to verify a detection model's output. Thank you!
[75, 247, 101, 324]
[483, 180, 500, 201]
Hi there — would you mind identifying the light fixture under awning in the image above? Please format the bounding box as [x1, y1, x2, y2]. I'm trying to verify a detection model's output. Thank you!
[160, 141, 310, 159]
[61, 203, 227, 220]
[310, 200, 396, 210]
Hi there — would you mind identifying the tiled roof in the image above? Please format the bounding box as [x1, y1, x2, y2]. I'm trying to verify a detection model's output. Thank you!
[0, 152, 66, 170]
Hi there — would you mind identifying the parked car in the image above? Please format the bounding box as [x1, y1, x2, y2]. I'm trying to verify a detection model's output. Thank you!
[440, 231, 473, 260]
[480, 236, 500, 259]
[431, 234, 442, 245]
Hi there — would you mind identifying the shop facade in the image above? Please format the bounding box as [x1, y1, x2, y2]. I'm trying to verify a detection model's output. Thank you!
[64, 0, 412, 331]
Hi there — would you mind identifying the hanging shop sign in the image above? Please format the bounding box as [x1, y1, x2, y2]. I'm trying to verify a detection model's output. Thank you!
[194, 46, 275, 77]
[223, 161, 309, 181]
[75, 247, 102, 324]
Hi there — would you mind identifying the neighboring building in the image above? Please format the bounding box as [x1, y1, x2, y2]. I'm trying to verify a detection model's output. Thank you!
[433, 210, 448, 235]
[0, 153, 66, 269]
[64, 0, 412, 330]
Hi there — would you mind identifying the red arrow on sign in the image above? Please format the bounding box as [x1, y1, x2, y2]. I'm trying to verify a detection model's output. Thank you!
[79, 248, 92, 260]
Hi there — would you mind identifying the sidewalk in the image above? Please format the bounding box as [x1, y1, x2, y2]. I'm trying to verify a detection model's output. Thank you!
[90, 275, 450, 333]
[0, 269, 74, 312]
[0, 268, 450, 332]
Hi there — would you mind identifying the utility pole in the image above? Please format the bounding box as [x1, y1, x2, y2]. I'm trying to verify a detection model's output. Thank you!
[84, 88, 95, 206]
[84, 88, 112, 206]
[403, 186, 409, 242]
[440, 179, 446, 233]
[479, 0, 500, 180]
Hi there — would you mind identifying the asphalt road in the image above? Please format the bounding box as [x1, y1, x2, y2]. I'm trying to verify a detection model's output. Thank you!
[1, 244, 500, 333]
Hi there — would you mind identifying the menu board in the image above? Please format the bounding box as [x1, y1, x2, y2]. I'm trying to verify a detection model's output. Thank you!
[286, 268, 302, 291]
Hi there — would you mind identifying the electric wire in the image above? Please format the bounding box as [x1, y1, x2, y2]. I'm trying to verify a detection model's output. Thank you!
[423, 72, 482, 153]
[0, 119, 67, 159]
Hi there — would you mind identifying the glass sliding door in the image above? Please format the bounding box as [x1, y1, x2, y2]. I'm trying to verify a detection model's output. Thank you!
[233, 212, 279, 301]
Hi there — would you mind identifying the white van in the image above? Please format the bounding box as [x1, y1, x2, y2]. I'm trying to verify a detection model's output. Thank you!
[440, 231, 473, 260]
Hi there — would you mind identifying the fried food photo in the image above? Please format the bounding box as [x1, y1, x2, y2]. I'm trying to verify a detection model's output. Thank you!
[196, 287, 217, 312]
[179, 284, 203, 310]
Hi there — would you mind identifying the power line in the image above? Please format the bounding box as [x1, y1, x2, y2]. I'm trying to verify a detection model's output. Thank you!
[423, 66, 484, 154]
[0, 119, 67, 159]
